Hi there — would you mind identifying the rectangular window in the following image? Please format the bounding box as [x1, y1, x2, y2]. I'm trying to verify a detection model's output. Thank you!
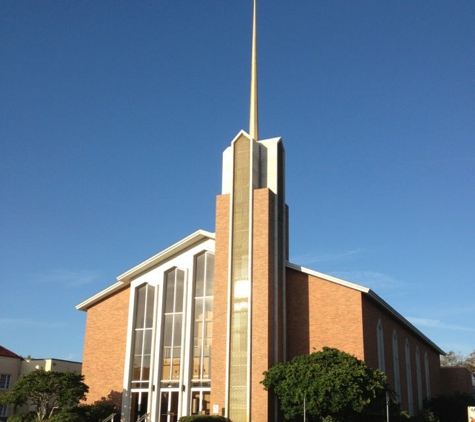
[192, 253, 214, 382]
[0, 404, 8, 417]
[0, 374, 11, 390]
[161, 268, 186, 383]
[132, 284, 155, 388]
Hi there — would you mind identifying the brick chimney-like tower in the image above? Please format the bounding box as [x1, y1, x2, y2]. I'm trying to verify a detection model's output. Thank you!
[211, 129, 288, 422]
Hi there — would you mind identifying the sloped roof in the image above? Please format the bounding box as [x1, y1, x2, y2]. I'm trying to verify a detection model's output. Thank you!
[286, 262, 445, 355]
[76, 229, 215, 311]
[0, 345, 22, 359]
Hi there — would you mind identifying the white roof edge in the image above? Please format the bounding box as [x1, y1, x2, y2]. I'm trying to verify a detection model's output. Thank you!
[117, 229, 215, 282]
[259, 136, 282, 143]
[286, 262, 371, 293]
[230, 130, 281, 145]
[286, 261, 445, 355]
[76, 280, 124, 311]
[76, 229, 215, 312]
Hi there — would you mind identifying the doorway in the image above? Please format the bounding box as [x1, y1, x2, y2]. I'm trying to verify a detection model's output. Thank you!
[159, 390, 179, 422]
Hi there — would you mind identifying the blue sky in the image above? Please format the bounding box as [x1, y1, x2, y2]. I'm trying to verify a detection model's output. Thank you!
[1, 0, 474, 362]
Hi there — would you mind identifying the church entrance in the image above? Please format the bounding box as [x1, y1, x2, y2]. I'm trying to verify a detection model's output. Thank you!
[130, 391, 148, 422]
[159, 390, 179, 422]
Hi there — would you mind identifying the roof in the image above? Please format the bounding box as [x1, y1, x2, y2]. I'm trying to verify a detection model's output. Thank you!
[76, 229, 215, 311]
[0, 345, 22, 359]
[286, 262, 445, 355]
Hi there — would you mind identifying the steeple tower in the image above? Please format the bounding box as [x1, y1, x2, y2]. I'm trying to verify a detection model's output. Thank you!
[211, 1, 288, 420]
[249, 0, 259, 141]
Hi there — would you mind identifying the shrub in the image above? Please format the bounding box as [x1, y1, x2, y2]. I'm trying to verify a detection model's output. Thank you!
[178, 416, 227, 422]
[7, 413, 37, 422]
[49, 410, 82, 422]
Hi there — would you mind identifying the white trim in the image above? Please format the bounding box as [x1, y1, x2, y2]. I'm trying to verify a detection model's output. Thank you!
[76, 230, 214, 311]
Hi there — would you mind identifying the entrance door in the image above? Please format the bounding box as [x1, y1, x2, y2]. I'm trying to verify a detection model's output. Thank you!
[130, 391, 148, 422]
[191, 391, 210, 415]
[159, 391, 179, 422]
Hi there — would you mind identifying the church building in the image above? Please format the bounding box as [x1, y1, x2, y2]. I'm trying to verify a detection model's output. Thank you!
[76, 2, 464, 421]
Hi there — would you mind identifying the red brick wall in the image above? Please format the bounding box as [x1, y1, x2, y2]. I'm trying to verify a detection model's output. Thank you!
[211, 188, 282, 421]
[286, 268, 443, 416]
[251, 188, 275, 421]
[361, 294, 441, 413]
[210, 194, 230, 414]
[81, 286, 130, 403]
[439, 367, 473, 395]
[286, 267, 365, 360]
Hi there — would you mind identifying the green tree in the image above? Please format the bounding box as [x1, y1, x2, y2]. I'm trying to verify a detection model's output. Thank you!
[0, 370, 88, 422]
[261, 347, 389, 422]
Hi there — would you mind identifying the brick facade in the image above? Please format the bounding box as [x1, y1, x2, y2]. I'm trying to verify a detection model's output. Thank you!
[210, 194, 230, 415]
[81, 286, 130, 404]
[285, 266, 444, 416]
[286, 267, 365, 360]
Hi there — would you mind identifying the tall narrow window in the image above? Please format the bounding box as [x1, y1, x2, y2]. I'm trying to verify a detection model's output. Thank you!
[162, 268, 185, 384]
[392, 330, 401, 400]
[377, 319, 385, 373]
[415, 347, 423, 410]
[405, 340, 414, 416]
[193, 252, 214, 384]
[132, 284, 155, 389]
[424, 352, 431, 400]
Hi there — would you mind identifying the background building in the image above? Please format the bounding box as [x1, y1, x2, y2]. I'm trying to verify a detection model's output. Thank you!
[0, 345, 81, 421]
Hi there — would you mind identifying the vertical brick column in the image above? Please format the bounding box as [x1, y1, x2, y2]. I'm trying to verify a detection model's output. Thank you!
[250, 188, 275, 421]
[210, 194, 230, 415]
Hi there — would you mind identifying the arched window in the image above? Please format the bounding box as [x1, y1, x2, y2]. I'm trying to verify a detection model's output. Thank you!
[392, 330, 401, 400]
[424, 352, 431, 400]
[377, 319, 386, 373]
[405, 339, 414, 416]
[415, 347, 423, 410]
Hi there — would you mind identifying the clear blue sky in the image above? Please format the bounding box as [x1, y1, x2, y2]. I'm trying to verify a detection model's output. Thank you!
[1, 1, 474, 362]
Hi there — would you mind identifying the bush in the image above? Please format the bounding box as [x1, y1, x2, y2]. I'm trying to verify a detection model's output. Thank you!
[424, 392, 475, 422]
[75, 404, 117, 422]
[7, 413, 37, 422]
[49, 410, 82, 422]
[178, 416, 227, 422]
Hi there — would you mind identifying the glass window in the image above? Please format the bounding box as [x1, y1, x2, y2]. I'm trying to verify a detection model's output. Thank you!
[424, 352, 431, 400]
[377, 320, 385, 373]
[162, 268, 186, 382]
[405, 339, 414, 416]
[0, 404, 8, 417]
[415, 347, 423, 410]
[392, 330, 401, 401]
[192, 253, 214, 382]
[0, 375, 11, 390]
[132, 284, 155, 388]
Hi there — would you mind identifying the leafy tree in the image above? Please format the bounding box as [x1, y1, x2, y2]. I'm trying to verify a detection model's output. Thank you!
[424, 391, 475, 422]
[261, 347, 389, 422]
[440, 349, 475, 373]
[0, 370, 88, 422]
[5, 413, 37, 422]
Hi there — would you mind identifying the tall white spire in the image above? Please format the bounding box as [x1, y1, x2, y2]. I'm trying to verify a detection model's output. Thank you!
[249, 0, 259, 141]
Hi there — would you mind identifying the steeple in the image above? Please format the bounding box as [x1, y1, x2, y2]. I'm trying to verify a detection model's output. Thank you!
[249, 0, 259, 141]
